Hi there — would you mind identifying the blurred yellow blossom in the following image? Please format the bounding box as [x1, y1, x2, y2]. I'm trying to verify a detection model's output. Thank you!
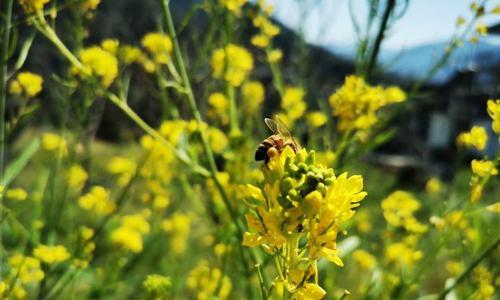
[67, 164, 88, 191]
[82, 0, 100, 11]
[79, 46, 118, 87]
[306, 111, 328, 128]
[42, 133, 67, 155]
[101, 39, 119, 54]
[9, 72, 43, 97]
[472, 266, 495, 300]
[352, 249, 376, 270]
[425, 177, 443, 193]
[280, 86, 307, 127]
[143, 274, 171, 297]
[33, 245, 70, 264]
[486, 99, 500, 133]
[212, 44, 253, 86]
[385, 242, 422, 267]
[119, 45, 142, 65]
[381, 191, 427, 234]
[219, 0, 247, 16]
[107, 156, 137, 187]
[251, 34, 270, 48]
[486, 202, 500, 213]
[242, 81, 265, 113]
[141, 32, 173, 64]
[8, 254, 45, 283]
[294, 283, 326, 300]
[187, 260, 232, 299]
[161, 213, 191, 255]
[208, 92, 229, 124]
[78, 186, 116, 215]
[471, 159, 498, 177]
[20, 0, 50, 13]
[267, 48, 283, 63]
[446, 261, 464, 276]
[111, 213, 150, 253]
[475, 23, 488, 36]
[6, 188, 28, 201]
[457, 126, 488, 150]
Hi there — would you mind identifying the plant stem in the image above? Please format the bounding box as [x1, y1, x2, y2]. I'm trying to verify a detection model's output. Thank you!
[436, 236, 500, 300]
[0, 0, 14, 182]
[365, 0, 395, 80]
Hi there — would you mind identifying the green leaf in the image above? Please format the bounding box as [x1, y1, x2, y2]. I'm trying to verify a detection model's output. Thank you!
[2, 137, 40, 186]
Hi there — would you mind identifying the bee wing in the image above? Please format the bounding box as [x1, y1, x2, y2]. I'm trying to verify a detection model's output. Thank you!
[273, 115, 293, 138]
[264, 117, 280, 134]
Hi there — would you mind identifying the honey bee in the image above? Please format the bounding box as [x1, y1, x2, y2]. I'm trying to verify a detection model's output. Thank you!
[255, 116, 301, 164]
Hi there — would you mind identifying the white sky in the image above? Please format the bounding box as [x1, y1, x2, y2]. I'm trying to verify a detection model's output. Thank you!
[266, 0, 500, 50]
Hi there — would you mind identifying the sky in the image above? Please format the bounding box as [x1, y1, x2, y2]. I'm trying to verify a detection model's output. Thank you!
[265, 0, 500, 51]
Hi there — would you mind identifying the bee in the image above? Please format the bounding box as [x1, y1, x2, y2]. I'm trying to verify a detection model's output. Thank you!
[255, 116, 301, 164]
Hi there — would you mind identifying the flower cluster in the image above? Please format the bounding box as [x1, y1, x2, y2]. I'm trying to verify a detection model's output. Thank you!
[211, 44, 253, 86]
[186, 260, 232, 300]
[77, 45, 118, 87]
[457, 126, 488, 151]
[487, 99, 500, 134]
[242, 146, 366, 297]
[250, 1, 283, 63]
[78, 186, 116, 215]
[141, 32, 173, 65]
[111, 212, 151, 253]
[329, 75, 406, 140]
[279, 87, 307, 128]
[33, 244, 70, 264]
[219, 0, 247, 16]
[241, 81, 265, 114]
[9, 72, 43, 98]
[19, 0, 50, 13]
[161, 213, 192, 255]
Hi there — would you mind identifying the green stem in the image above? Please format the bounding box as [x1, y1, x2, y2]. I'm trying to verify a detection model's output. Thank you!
[436, 236, 500, 300]
[227, 83, 239, 135]
[106, 93, 210, 177]
[0, 0, 14, 182]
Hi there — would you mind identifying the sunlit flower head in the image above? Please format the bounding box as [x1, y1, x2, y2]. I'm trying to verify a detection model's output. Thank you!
[33, 245, 70, 264]
[211, 44, 253, 86]
[9, 72, 43, 97]
[141, 32, 173, 64]
[78, 46, 118, 87]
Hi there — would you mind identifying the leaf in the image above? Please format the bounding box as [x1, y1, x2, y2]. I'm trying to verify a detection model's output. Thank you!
[2, 137, 40, 186]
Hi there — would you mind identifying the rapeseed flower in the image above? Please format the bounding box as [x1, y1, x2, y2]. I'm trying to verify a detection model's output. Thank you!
[78, 186, 116, 215]
[242, 146, 366, 296]
[219, 0, 247, 16]
[8, 254, 45, 283]
[352, 249, 377, 270]
[306, 111, 328, 128]
[161, 213, 191, 255]
[329, 75, 406, 140]
[472, 266, 495, 300]
[111, 213, 150, 253]
[42, 133, 67, 156]
[119, 45, 143, 65]
[471, 159, 498, 177]
[9, 72, 43, 97]
[457, 126, 488, 150]
[67, 164, 88, 191]
[141, 32, 173, 64]
[101, 39, 119, 54]
[78, 46, 118, 87]
[187, 260, 232, 299]
[280, 86, 307, 127]
[211, 44, 253, 86]
[267, 49, 283, 63]
[486, 99, 500, 133]
[82, 0, 100, 11]
[20, 0, 50, 13]
[208, 93, 229, 125]
[143, 274, 171, 298]
[241, 81, 265, 113]
[107, 156, 137, 187]
[33, 244, 70, 264]
[425, 177, 443, 194]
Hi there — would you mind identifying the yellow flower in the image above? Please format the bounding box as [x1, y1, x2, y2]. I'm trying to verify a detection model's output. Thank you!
[80, 226, 95, 240]
[119, 45, 142, 65]
[219, 0, 247, 16]
[19, 0, 50, 13]
[456, 16, 466, 26]
[6, 188, 28, 201]
[472, 266, 495, 300]
[385, 242, 422, 267]
[381, 191, 427, 233]
[294, 283, 326, 300]
[241, 81, 265, 113]
[211, 44, 253, 86]
[161, 213, 191, 255]
[78, 186, 116, 215]
[111, 213, 150, 253]
[425, 177, 443, 194]
[143, 274, 171, 297]
[141, 32, 173, 64]
[79, 46, 118, 87]
[187, 260, 232, 299]
[306, 111, 328, 128]
[42, 133, 67, 156]
[251, 34, 270, 48]
[8, 254, 45, 283]
[107, 156, 137, 187]
[33, 244, 70, 264]
[487, 99, 500, 134]
[267, 49, 283, 63]
[281, 86, 307, 126]
[457, 126, 488, 150]
[352, 249, 376, 270]
[101, 39, 119, 54]
[208, 93, 229, 124]
[471, 159, 498, 177]
[9, 72, 43, 97]
[67, 164, 88, 191]
[208, 126, 229, 153]
[329, 75, 406, 137]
